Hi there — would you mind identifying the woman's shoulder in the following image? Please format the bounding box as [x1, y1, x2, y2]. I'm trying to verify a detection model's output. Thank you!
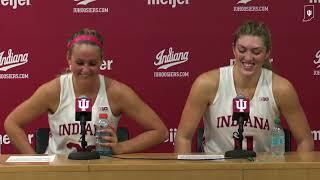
[272, 73, 295, 93]
[194, 68, 220, 89]
[26, 77, 61, 113]
[103, 76, 138, 115]
[188, 69, 220, 103]
[272, 73, 297, 106]
[104, 76, 133, 99]
[104, 76, 125, 91]
[35, 77, 60, 100]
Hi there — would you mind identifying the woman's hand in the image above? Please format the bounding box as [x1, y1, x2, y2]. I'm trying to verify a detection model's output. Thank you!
[98, 123, 125, 154]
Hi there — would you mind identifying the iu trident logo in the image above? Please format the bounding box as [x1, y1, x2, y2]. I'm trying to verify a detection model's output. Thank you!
[78, 99, 89, 111]
[236, 99, 247, 112]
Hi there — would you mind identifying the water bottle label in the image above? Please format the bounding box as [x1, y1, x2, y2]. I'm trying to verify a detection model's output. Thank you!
[271, 137, 280, 146]
[279, 137, 284, 144]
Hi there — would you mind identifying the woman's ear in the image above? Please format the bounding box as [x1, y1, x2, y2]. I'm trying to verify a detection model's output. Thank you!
[66, 51, 72, 72]
[265, 49, 271, 61]
[100, 50, 104, 61]
[232, 43, 236, 56]
[66, 50, 72, 66]
[66, 51, 71, 61]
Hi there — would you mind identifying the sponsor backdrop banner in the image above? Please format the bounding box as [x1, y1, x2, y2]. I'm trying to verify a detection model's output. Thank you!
[0, 0, 320, 153]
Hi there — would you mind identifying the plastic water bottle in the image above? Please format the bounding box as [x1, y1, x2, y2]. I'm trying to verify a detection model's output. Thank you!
[271, 117, 285, 156]
[95, 113, 112, 156]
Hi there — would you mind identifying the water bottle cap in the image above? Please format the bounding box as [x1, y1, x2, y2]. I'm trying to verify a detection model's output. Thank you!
[99, 113, 108, 119]
[274, 117, 281, 124]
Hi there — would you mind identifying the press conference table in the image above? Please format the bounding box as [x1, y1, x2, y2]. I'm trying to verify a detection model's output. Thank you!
[1, 152, 320, 180]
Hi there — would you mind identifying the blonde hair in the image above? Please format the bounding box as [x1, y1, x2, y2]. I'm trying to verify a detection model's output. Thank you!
[67, 28, 104, 59]
[233, 20, 272, 70]
[63, 28, 104, 74]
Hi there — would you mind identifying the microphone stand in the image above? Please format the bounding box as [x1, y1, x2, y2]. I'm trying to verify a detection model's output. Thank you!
[68, 115, 100, 160]
[225, 116, 256, 159]
[80, 118, 87, 151]
[238, 116, 244, 150]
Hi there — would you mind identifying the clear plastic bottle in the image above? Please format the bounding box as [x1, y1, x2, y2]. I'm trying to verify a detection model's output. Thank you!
[271, 117, 285, 156]
[95, 113, 112, 156]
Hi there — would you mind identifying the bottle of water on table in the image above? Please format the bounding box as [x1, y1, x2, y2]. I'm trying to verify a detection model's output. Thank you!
[95, 113, 112, 156]
[271, 117, 285, 156]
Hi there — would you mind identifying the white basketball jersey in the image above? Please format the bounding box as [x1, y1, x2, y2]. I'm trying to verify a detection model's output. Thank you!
[203, 66, 279, 153]
[47, 73, 121, 154]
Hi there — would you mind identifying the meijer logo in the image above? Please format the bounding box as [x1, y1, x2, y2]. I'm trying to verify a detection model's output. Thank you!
[0, 0, 31, 9]
[154, 47, 189, 70]
[148, 0, 190, 8]
[0, 49, 29, 71]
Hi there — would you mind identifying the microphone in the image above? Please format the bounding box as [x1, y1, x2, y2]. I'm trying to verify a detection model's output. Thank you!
[68, 95, 100, 160]
[233, 94, 250, 114]
[75, 95, 92, 122]
[232, 95, 250, 146]
[225, 95, 256, 158]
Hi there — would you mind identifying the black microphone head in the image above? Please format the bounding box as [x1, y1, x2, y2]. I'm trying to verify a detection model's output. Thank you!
[235, 94, 246, 99]
[78, 95, 87, 99]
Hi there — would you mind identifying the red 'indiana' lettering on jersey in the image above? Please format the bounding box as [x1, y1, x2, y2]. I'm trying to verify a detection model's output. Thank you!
[59, 123, 95, 136]
[216, 115, 270, 130]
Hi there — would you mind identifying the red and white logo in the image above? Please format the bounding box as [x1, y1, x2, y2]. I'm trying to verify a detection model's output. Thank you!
[74, 0, 96, 6]
[76, 97, 92, 112]
[72, 0, 108, 14]
[233, 98, 250, 113]
[303, 5, 315, 22]
[0, 49, 29, 72]
[314, 50, 320, 68]
[154, 47, 189, 70]
[313, 50, 320, 76]
[237, 0, 255, 4]
[233, 0, 269, 12]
